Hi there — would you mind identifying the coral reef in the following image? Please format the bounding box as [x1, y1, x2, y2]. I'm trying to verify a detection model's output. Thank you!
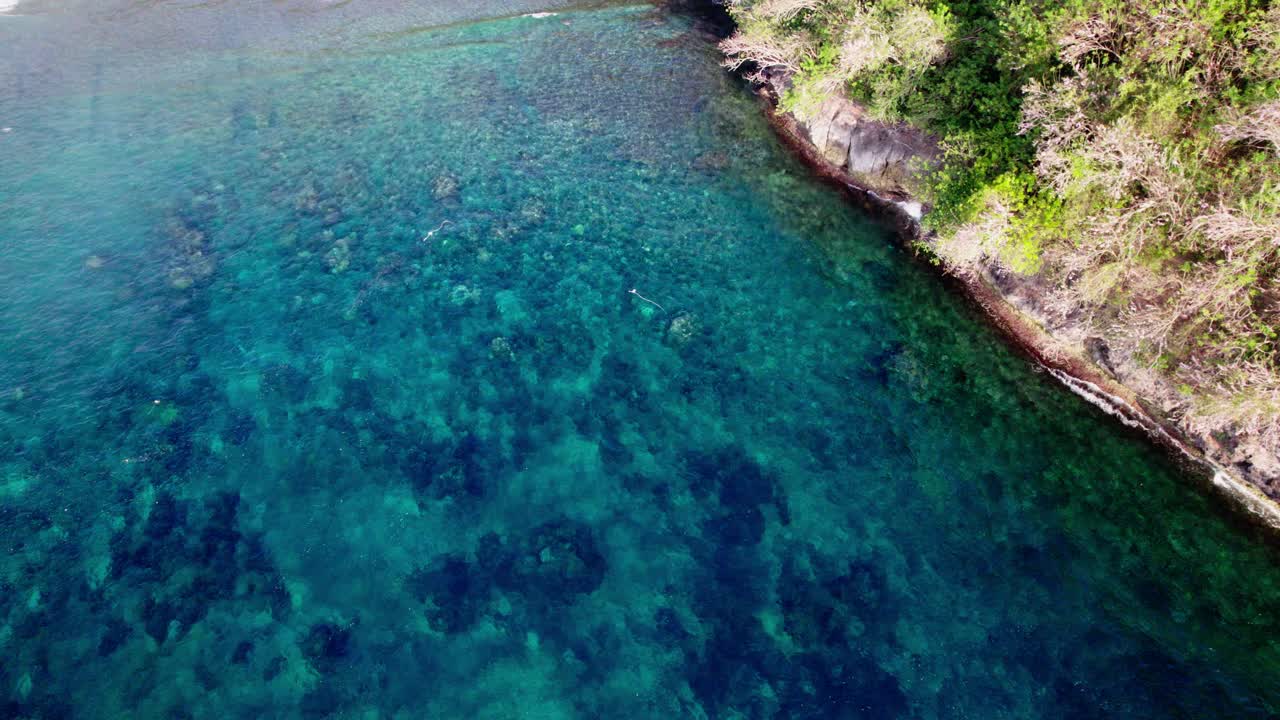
[2, 4, 1280, 719]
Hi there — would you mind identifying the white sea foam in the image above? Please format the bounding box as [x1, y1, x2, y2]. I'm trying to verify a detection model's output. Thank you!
[0, 0, 19, 14]
[1046, 367, 1280, 527]
[1045, 368, 1153, 435]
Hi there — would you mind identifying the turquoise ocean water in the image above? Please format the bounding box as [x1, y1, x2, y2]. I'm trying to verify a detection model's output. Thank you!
[3, 2, 1280, 717]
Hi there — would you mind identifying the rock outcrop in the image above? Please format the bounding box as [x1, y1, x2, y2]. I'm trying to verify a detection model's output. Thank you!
[761, 73, 937, 206]
[800, 96, 938, 202]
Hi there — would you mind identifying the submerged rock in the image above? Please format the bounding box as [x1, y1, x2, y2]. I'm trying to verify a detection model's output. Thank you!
[231, 640, 254, 665]
[262, 363, 310, 404]
[408, 554, 485, 634]
[665, 312, 701, 347]
[449, 284, 480, 306]
[402, 433, 493, 503]
[703, 506, 766, 546]
[683, 447, 778, 509]
[432, 174, 460, 201]
[294, 183, 321, 213]
[162, 220, 217, 290]
[324, 235, 353, 273]
[489, 336, 516, 362]
[168, 270, 195, 290]
[262, 656, 287, 683]
[691, 151, 730, 173]
[519, 198, 546, 224]
[301, 621, 355, 674]
[97, 617, 132, 657]
[653, 606, 690, 647]
[496, 519, 607, 602]
[405, 517, 608, 634]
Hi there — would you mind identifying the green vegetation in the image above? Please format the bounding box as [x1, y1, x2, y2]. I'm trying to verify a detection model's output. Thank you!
[722, 0, 1280, 446]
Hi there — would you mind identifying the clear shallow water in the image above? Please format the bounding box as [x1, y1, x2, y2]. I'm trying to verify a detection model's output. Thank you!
[3, 3, 1280, 718]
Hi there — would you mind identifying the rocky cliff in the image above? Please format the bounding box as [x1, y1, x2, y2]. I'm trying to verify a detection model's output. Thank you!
[748, 74, 1280, 531]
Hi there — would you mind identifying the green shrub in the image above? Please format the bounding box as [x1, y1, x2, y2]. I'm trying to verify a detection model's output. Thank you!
[721, 0, 1280, 443]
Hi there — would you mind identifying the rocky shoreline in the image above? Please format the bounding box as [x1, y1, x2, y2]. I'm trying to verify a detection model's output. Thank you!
[733, 69, 1280, 532]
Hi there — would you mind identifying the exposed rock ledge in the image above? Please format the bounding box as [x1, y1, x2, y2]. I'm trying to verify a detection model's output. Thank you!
[751, 75, 1280, 533]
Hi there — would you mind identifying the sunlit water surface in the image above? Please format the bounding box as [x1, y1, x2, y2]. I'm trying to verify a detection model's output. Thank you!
[3, 2, 1280, 718]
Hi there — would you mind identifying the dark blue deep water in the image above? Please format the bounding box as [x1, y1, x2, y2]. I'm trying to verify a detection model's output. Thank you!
[4, 2, 1280, 718]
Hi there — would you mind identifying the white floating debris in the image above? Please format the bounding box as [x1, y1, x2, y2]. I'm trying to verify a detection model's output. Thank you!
[523, 12, 556, 18]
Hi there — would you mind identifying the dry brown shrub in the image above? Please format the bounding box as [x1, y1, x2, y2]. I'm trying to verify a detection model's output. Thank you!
[837, 14, 894, 77]
[1087, 208, 1277, 361]
[1181, 210, 1280, 339]
[1058, 15, 1122, 69]
[1256, 5, 1280, 81]
[744, 0, 822, 21]
[1044, 120, 1193, 268]
[720, 27, 814, 82]
[998, 2, 1280, 448]
[1021, 75, 1098, 186]
[1181, 359, 1280, 450]
[1216, 100, 1280, 151]
[1038, 253, 1131, 331]
[1189, 207, 1280, 257]
[887, 5, 950, 69]
[935, 191, 1013, 271]
[833, 3, 949, 83]
[1059, 5, 1242, 93]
